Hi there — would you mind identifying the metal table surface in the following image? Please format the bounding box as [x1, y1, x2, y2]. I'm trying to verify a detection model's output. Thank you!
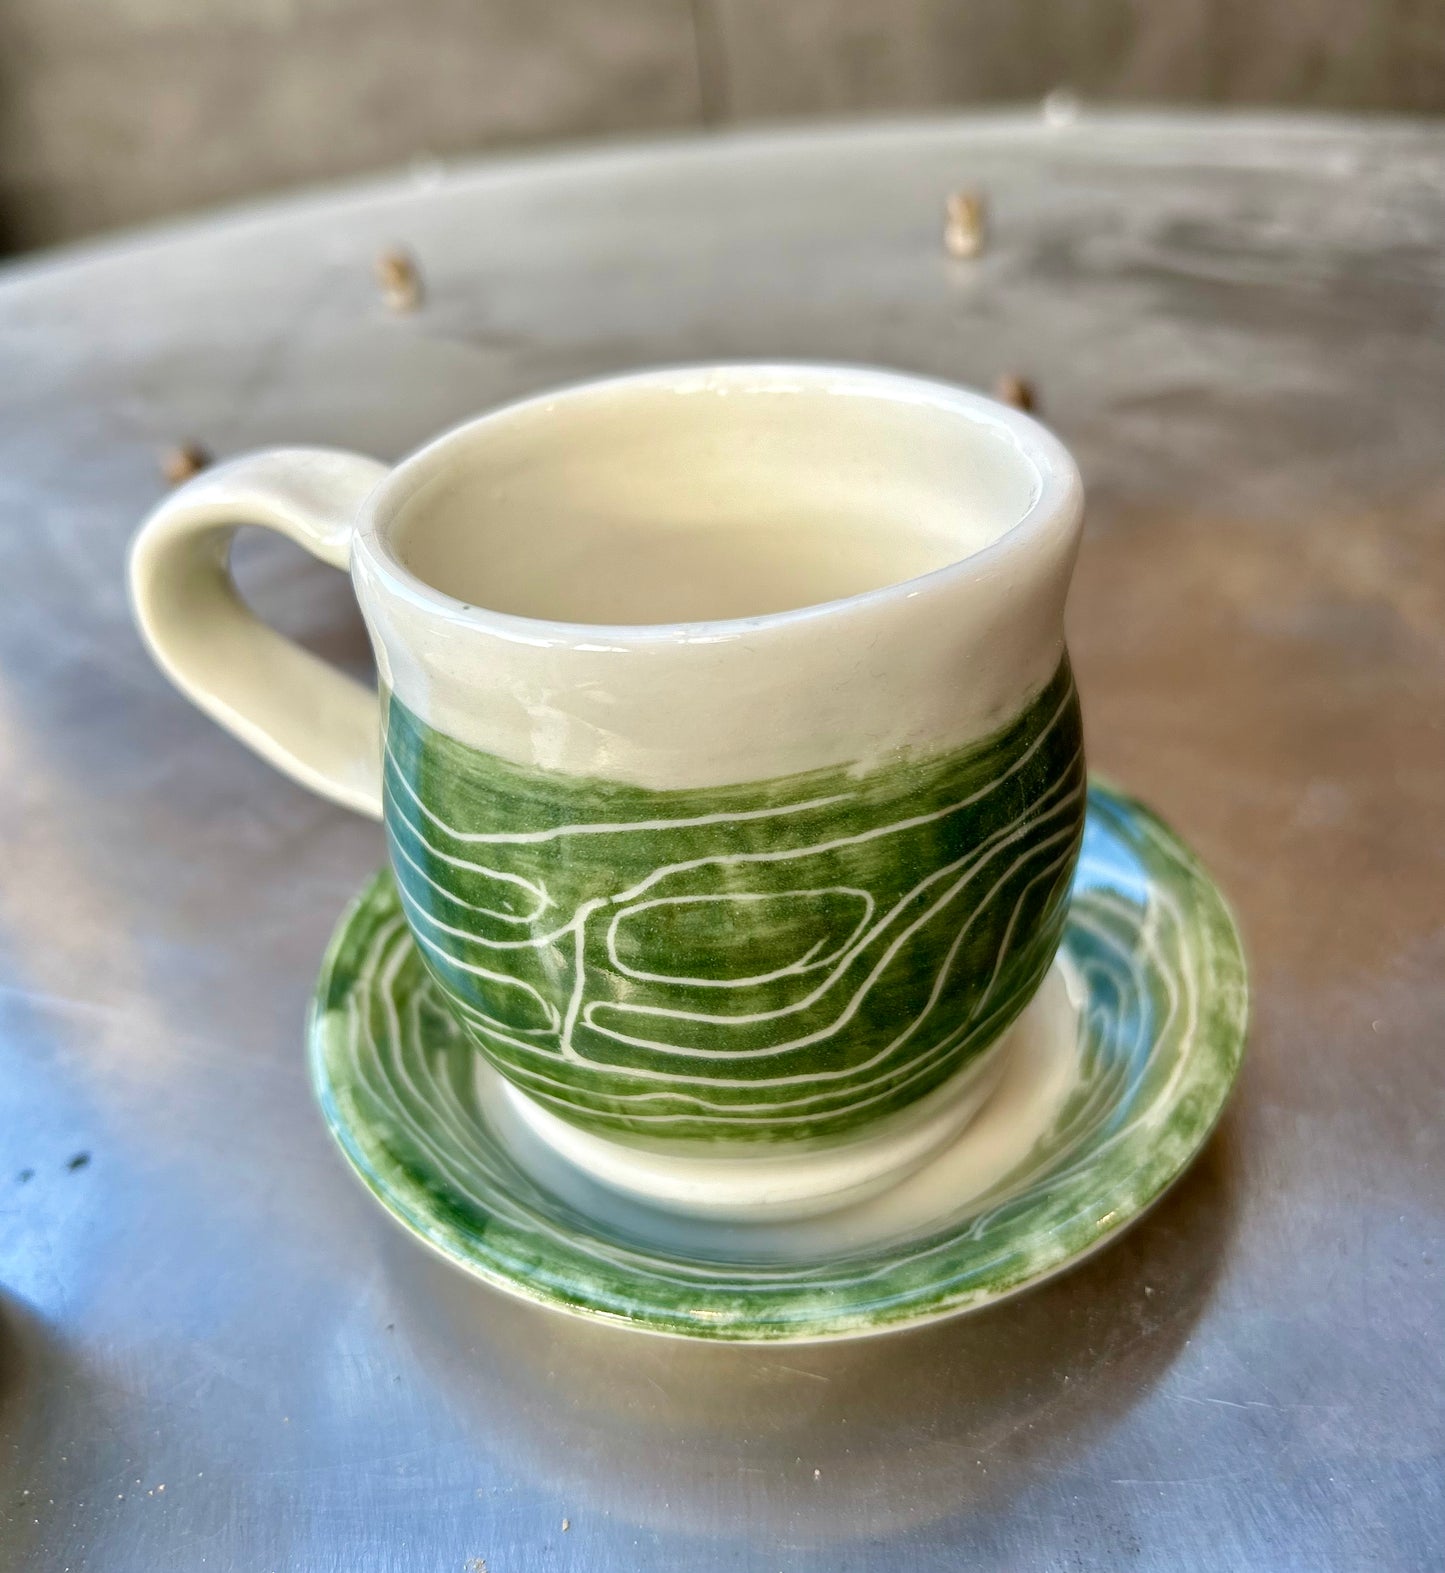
[1, 113, 1442, 1572]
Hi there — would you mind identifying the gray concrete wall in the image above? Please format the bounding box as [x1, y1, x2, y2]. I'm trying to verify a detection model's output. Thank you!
[3, 0, 1443, 252]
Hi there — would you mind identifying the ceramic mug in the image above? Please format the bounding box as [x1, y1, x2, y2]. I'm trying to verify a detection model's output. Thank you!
[130, 364, 1086, 1217]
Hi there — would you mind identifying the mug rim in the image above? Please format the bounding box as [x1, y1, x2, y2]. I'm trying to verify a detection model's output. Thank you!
[352, 361, 1083, 648]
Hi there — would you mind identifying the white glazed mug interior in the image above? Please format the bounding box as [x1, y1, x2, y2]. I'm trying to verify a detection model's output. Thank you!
[367, 365, 1055, 628]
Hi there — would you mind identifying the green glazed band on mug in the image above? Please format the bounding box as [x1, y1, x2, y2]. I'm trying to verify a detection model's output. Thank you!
[129, 365, 1085, 1219]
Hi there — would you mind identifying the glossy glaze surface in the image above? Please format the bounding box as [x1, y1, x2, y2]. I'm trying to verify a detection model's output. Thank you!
[128, 360, 1088, 1160]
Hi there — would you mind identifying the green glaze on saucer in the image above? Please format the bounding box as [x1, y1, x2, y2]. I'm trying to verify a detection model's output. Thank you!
[383, 658, 1085, 1144]
[310, 783, 1247, 1343]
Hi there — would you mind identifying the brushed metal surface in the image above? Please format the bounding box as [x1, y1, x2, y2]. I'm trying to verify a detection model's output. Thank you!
[1, 114, 1441, 1571]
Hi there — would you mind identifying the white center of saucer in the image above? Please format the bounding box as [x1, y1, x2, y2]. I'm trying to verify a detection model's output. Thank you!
[474, 961, 1084, 1247]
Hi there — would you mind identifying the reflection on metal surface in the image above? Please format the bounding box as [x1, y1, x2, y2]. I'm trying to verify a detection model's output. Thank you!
[378, 1141, 1232, 1543]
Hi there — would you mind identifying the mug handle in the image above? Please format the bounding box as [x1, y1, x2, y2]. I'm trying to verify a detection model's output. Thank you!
[128, 447, 390, 819]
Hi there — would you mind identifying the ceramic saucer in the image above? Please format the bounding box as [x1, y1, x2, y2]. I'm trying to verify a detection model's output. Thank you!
[309, 782, 1247, 1343]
